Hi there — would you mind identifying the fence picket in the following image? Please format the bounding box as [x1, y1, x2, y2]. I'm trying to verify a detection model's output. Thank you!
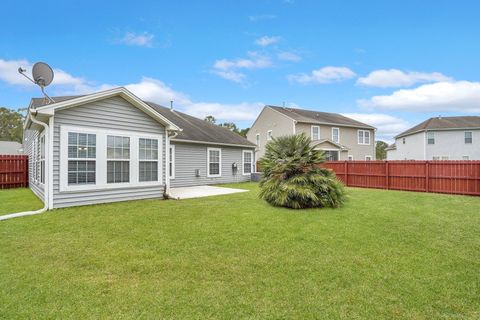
[0, 155, 29, 189]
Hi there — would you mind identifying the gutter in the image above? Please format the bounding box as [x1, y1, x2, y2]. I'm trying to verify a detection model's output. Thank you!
[1, 111, 50, 221]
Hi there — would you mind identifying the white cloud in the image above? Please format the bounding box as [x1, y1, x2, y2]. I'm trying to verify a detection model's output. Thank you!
[342, 113, 411, 141]
[357, 69, 451, 88]
[123, 77, 262, 121]
[119, 32, 154, 47]
[288, 66, 356, 84]
[277, 51, 301, 62]
[248, 14, 277, 22]
[212, 51, 273, 83]
[255, 36, 281, 47]
[358, 81, 480, 113]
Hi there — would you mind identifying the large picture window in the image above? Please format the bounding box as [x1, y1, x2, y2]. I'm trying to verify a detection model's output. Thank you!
[207, 148, 221, 177]
[139, 138, 158, 182]
[243, 150, 253, 175]
[107, 136, 130, 183]
[68, 132, 96, 185]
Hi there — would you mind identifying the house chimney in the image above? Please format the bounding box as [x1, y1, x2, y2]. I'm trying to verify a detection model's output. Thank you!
[170, 100, 174, 111]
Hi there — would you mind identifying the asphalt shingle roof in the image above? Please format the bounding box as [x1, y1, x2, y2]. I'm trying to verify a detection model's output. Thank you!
[267, 105, 375, 129]
[30, 96, 255, 147]
[396, 116, 480, 138]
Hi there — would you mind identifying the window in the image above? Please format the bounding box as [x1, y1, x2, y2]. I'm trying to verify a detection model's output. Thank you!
[465, 131, 472, 144]
[441, 156, 449, 160]
[463, 155, 470, 160]
[267, 130, 273, 141]
[243, 150, 253, 175]
[311, 126, 320, 141]
[169, 145, 175, 179]
[402, 138, 406, 144]
[358, 130, 371, 145]
[256, 133, 260, 147]
[39, 134, 45, 184]
[207, 148, 221, 177]
[139, 138, 158, 182]
[365, 155, 372, 161]
[332, 127, 340, 143]
[107, 135, 130, 183]
[324, 150, 339, 161]
[432, 156, 440, 160]
[348, 155, 353, 161]
[427, 132, 435, 144]
[68, 132, 96, 185]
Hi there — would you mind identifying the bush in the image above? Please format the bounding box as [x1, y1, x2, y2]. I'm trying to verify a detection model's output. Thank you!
[258, 133, 346, 209]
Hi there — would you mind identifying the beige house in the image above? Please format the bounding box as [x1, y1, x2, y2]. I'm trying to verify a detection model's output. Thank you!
[247, 105, 376, 163]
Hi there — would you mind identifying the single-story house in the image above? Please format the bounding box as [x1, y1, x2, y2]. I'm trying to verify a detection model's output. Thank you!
[23, 87, 256, 209]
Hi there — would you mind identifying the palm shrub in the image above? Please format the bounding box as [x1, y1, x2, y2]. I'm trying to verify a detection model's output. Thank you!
[258, 133, 346, 209]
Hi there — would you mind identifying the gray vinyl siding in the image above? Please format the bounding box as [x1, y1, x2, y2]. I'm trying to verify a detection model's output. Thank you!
[24, 128, 44, 201]
[52, 96, 166, 208]
[170, 142, 252, 187]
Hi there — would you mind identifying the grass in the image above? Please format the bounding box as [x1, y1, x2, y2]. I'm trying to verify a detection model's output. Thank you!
[0, 188, 43, 215]
[1, 183, 479, 319]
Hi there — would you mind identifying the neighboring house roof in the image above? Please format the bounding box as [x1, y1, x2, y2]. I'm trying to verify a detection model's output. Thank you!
[385, 143, 396, 151]
[267, 105, 375, 129]
[0, 141, 23, 155]
[29, 88, 255, 148]
[396, 116, 480, 138]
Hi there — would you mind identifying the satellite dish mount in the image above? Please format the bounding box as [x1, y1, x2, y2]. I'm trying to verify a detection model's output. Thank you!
[18, 62, 55, 103]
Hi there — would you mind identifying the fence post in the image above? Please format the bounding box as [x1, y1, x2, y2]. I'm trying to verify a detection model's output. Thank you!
[344, 161, 348, 186]
[385, 161, 389, 190]
[425, 161, 429, 192]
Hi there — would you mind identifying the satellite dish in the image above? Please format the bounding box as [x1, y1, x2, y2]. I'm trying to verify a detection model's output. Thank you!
[32, 62, 54, 87]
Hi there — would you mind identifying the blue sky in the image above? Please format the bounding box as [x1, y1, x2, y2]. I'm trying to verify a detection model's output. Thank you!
[1, 0, 480, 141]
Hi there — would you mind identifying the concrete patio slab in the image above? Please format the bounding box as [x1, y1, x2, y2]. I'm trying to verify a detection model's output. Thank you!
[169, 185, 249, 200]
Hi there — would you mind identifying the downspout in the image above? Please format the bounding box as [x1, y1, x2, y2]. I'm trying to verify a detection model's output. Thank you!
[0, 111, 50, 221]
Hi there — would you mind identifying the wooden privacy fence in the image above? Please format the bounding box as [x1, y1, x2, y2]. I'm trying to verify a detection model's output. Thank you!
[0, 155, 29, 189]
[320, 161, 480, 196]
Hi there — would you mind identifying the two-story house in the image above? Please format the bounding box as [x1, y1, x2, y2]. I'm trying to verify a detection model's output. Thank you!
[247, 105, 376, 163]
[387, 116, 480, 160]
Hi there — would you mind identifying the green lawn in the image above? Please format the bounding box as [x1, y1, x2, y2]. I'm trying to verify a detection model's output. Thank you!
[0, 188, 43, 215]
[1, 183, 479, 319]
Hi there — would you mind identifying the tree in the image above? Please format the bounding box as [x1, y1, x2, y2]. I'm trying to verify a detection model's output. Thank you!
[0, 107, 24, 142]
[376, 140, 389, 160]
[238, 127, 249, 138]
[258, 133, 346, 209]
[204, 115, 217, 124]
[219, 122, 238, 132]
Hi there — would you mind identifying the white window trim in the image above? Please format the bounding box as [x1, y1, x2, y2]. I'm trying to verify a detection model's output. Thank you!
[207, 147, 222, 178]
[267, 130, 273, 141]
[427, 132, 435, 144]
[138, 137, 160, 183]
[39, 131, 46, 185]
[332, 127, 340, 143]
[169, 144, 175, 179]
[242, 150, 253, 175]
[60, 125, 163, 192]
[365, 155, 372, 161]
[311, 125, 320, 141]
[464, 131, 473, 144]
[358, 130, 371, 145]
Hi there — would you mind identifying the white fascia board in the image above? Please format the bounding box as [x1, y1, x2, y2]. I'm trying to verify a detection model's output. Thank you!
[34, 87, 182, 131]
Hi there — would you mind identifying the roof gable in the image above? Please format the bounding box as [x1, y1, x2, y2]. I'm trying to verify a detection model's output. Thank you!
[32, 87, 180, 131]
